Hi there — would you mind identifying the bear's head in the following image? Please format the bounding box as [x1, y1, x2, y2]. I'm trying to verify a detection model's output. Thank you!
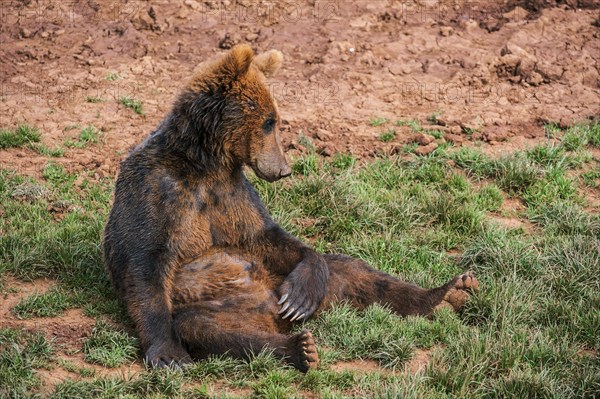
[180, 44, 291, 182]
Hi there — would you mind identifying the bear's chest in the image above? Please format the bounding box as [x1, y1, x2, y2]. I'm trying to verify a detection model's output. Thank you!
[175, 184, 265, 259]
[205, 187, 265, 245]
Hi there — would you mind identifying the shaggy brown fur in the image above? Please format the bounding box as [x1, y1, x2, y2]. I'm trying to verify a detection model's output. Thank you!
[172, 250, 478, 371]
[103, 45, 479, 370]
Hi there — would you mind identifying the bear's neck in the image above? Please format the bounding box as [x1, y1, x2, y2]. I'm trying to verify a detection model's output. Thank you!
[156, 93, 242, 178]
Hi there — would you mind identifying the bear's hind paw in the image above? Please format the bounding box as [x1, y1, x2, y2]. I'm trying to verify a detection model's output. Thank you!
[435, 271, 479, 312]
[287, 330, 319, 373]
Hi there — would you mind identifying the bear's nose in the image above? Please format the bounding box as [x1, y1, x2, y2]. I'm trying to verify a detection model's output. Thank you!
[279, 165, 292, 178]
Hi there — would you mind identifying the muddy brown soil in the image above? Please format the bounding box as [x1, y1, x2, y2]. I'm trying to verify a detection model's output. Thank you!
[0, 0, 598, 178]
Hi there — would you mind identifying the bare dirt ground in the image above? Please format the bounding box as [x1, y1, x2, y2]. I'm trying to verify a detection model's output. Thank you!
[1, 0, 599, 392]
[1, 0, 599, 179]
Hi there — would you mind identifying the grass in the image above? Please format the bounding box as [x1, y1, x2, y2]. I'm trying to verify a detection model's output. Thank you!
[119, 96, 144, 115]
[83, 321, 138, 368]
[65, 125, 101, 148]
[105, 72, 121, 81]
[0, 125, 41, 149]
[369, 117, 388, 127]
[85, 96, 104, 103]
[1, 124, 64, 157]
[0, 122, 599, 397]
[12, 286, 75, 319]
[379, 129, 395, 142]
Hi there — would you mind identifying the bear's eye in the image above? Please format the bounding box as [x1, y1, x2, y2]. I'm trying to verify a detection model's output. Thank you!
[263, 118, 276, 134]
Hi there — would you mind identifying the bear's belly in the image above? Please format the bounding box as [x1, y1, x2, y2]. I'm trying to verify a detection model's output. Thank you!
[172, 250, 275, 308]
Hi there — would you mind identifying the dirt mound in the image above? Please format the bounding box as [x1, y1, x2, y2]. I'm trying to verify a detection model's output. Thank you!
[0, 0, 598, 175]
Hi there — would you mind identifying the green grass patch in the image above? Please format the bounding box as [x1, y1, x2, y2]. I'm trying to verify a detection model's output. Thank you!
[0, 125, 41, 149]
[0, 329, 54, 397]
[65, 125, 101, 148]
[85, 96, 104, 103]
[105, 72, 121, 81]
[119, 96, 144, 115]
[379, 129, 395, 142]
[83, 321, 138, 368]
[369, 117, 388, 127]
[12, 286, 76, 319]
[0, 122, 599, 397]
[29, 143, 65, 157]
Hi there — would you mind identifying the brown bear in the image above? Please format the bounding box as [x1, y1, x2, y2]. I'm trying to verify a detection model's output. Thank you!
[103, 44, 479, 370]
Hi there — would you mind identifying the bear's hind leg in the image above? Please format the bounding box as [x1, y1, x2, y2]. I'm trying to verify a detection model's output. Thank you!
[319, 254, 478, 317]
[172, 305, 318, 372]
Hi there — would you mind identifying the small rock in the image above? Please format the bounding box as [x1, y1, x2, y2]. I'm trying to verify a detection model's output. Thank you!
[414, 133, 435, 145]
[445, 133, 464, 144]
[184, 0, 201, 10]
[536, 62, 563, 81]
[20, 28, 33, 38]
[245, 33, 259, 41]
[439, 26, 453, 37]
[317, 144, 334, 157]
[414, 142, 438, 156]
[315, 129, 332, 141]
[504, 6, 528, 22]
[458, 19, 479, 32]
[484, 131, 508, 142]
[450, 126, 462, 134]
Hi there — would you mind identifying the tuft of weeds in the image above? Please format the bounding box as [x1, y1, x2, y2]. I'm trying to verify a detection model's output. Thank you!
[331, 153, 356, 171]
[402, 143, 419, 154]
[30, 143, 65, 157]
[474, 184, 503, 212]
[407, 119, 423, 132]
[0, 124, 64, 157]
[523, 166, 577, 208]
[12, 286, 75, 319]
[379, 129, 395, 142]
[428, 130, 444, 139]
[527, 143, 567, 166]
[451, 147, 493, 178]
[544, 123, 562, 138]
[427, 111, 443, 124]
[561, 125, 589, 151]
[587, 122, 600, 147]
[369, 117, 388, 127]
[452, 149, 541, 194]
[489, 155, 541, 194]
[83, 321, 138, 368]
[0, 125, 41, 149]
[292, 154, 319, 176]
[0, 329, 54, 397]
[581, 169, 600, 188]
[105, 72, 121, 81]
[85, 96, 104, 103]
[65, 125, 101, 148]
[119, 96, 144, 115]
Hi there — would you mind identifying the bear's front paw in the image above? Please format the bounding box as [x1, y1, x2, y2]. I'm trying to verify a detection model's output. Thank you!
[144, 340, 192, 369]
[278, 259, 329, 322]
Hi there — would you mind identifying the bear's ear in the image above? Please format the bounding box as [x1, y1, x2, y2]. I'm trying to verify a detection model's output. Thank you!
[219, 44, 254, 79]
[253, 50, 283, 77]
